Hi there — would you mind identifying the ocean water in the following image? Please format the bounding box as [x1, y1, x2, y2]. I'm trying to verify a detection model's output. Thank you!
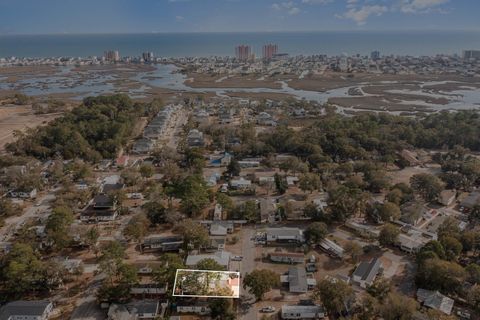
[1, 31, 480, 58]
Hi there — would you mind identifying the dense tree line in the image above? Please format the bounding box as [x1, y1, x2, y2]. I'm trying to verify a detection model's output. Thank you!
[232, 111, 480, 165]
[6, 95, 162, 162]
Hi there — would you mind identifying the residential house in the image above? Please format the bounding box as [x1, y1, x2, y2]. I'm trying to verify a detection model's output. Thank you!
[0, 300, 53, 320]
[74, 181, 89, 191]
[281, 305, 326, 320]
[176, 302, 211, 316]
[438, 190, 456, 206]
[400, 201, 427, 226]
[7, 187, 37, 199]
[312, 195, 328, 212]
[319, 239, 344, 258]
[129, 262, 169, 296]
[266, 227, 305, 245]
[130, 283, 168, 296]
[132, 138, 155, 154]
[194, 109, 210, 125]
[352, 258, 382, 288]
[345, 220, 380, 238]
[93, 194, 116, 209]
[281, 266, 316, 293]
[256, 112, 277, 126]
[102, 182, 125, 193]
[206, 173, 221, 187]
[290, 107, 307, 118]
[460, 191, 480, 212]
[185, 251, 231, 270]
[270, 252, 305, 264]
[258, 176, 275, 185]
[209, 152, 232, 167]
[417, 289, 454, 315]
[208, 236, 226, 251]
[397, 227, 437, 253]
[187, 129, 204, 147]
[286, 176, 299, 186]
[218, 108, 234, 124]
[238, 160, 260, 168]
[80, 194, 118, 222]
[108, 300, 163, 320]
[229, 177, 252, 190]
[141, 235, 183, 252]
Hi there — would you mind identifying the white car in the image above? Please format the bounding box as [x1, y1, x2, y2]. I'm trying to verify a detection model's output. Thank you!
[232, 255, 243, 261]
[260, 306, 276, 313]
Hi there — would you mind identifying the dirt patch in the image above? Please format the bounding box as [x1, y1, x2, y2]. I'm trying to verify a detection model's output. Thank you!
[0, 104, 61, 151]
[387, 165, 442, 185]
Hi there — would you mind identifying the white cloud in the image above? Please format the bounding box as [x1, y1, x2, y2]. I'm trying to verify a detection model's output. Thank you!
[301, 0, 333, 4]
[399, 0, 449, 13]
[272, 1, 301, 15]
[338, 4, 388, 25]
[175, 15, 185, 21]
[288, 7, 301, 15]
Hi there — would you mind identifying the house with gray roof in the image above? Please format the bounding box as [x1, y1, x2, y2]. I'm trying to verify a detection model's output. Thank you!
[187, 129, 205, 147]
[270, 252, 305, 264]
[0, 300, 53, 320]
[417, 289, 454, 315]
[185, 250, 231, 270]
[352, 258, 382, 288]
[266, 227, 305, 245]
[132, 138, 155, 154]
[281, 266, 316, 293]
[281, 304, 326, 319]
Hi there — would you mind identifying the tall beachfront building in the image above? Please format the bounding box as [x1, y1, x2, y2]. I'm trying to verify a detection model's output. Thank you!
[263, 44, 278, 60]
[104, 50, 120, 62]
[235, 45, 251, 61]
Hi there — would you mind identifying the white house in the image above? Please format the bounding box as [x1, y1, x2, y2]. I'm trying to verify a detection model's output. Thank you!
[230, 177, 252, 190]
[8, 188, 37, 199]
[0, 300, 53, 320]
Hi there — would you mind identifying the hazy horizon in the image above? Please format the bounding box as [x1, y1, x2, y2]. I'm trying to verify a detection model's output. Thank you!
[0, 0, 478, 35]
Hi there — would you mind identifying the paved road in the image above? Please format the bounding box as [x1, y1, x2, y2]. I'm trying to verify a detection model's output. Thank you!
[0, 191, 56, 241]
[166, 107, 188, 149]
[70, 274, 106, 320]
[239, 227, 258, 320]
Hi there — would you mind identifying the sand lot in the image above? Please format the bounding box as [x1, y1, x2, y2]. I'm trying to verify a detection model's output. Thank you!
[0, 104, 60, 151]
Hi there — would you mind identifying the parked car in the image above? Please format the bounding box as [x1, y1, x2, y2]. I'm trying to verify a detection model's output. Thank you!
[260, 306, 276, 313]
[232, 255, 243, 261]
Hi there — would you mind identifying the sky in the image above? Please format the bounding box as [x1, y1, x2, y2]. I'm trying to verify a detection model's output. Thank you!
[0, 0, 478, 34]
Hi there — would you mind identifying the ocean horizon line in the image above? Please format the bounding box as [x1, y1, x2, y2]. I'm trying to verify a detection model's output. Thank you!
[1, 29, 480, 37]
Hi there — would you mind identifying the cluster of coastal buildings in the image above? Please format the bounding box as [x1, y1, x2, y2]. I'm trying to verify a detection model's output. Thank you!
[2, 49, 480, 78]
[132, 104, 181, 154]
